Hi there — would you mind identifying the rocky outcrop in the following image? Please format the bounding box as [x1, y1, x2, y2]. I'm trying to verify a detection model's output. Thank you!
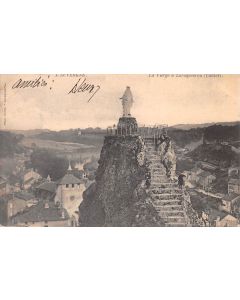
[155, 135, 176, 179]
[182, 192, 203, 226]
[79, 135, 164, 226]
[79, 121, 199, 227]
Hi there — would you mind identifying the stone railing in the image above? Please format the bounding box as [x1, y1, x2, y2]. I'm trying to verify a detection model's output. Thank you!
[138, 125, 168, 140]
[106, 123, 168, 138]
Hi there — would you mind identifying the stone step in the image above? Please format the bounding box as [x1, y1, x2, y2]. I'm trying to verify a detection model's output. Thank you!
[146, 151, 161, 155]
[151, 190, 182, 195]
[154, 205, 183, 211]
[151, 196, 182, 202]
[147, 157, 160, 161]
[150, 191, 182, 196]
[157, 182, 178, 185]
[150, 190, 182, 195]
[150, 165, 165, 169]
[157, 211, 185, 217]
[151, 171, 166, 174]
[152, 197, 182, 202]
[150, 187, 182, 195]
[150, 187, 180, 191]
[147, 158, 161, 161]
[151, 173, 167, 176]
[150, 174, 167, 177]
[162, 216, 186, 223]
[150, 186, 181, 190]
[144, 141, 155, 145]
[151, 199, 182, 206]
[151, 180, 168, 184]
[146, 151, 158, 154]
[150, 184, 179, 188]
[146, 151, 157, 154]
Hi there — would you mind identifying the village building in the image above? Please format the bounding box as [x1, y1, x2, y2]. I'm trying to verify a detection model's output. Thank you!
[54, 170, 85, 226]
[228, 167, 240, 178]
[13, 153, 29, 174]
[228, 178, 240, 195]
[198, 161, 218, 171]
[7, 174, 22, 192]
[0, 191, 36, 226]
[35, 177, 57, 200]
[220, 193, 240, 213]
[20, 169, 42, 190]
[188, 166, 203, 182]
[198, 171, 216, 191]
[34, 168, 86, 226]
[185, 167, 216, 190]
[10, 201, 70, 227]
[215, 214, 239, 227]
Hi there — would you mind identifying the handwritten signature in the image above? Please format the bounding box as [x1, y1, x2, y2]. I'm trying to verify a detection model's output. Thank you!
[11, 75, 101, 103]
[68, 76, 100, 102]
[12, 76, 47, 89]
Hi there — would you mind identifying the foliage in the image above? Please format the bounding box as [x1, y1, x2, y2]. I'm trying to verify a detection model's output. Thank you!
[0, 131, 24, 158]
[30, 149, 68, 180]
[168, 128, 204, 148]
[189, 144, 240, 168]
[204, 124, 240, 142]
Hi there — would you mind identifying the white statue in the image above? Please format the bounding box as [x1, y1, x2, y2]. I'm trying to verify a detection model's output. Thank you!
[120, 86, 134, 117]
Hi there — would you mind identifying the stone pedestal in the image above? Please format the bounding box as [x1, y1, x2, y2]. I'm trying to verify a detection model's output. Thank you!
[117, 117, 138, 135]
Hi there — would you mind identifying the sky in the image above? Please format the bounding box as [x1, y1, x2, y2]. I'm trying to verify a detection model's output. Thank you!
[0, 74, 239, 130]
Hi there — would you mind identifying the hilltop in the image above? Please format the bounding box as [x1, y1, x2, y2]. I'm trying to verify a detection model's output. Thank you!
[170, 121, 240, 130]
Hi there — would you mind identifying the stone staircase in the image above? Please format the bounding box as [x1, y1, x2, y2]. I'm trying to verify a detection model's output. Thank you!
[144, 138, 189, 227]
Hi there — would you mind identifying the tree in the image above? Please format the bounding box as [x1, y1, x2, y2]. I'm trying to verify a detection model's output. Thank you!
[30, 149, 68, 180]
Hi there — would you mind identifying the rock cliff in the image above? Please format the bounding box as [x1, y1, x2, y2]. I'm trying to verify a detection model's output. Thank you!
[79, 135, 164, 226]
[79, 118, 199, 227]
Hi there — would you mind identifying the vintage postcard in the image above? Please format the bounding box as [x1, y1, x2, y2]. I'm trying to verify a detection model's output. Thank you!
[0, 74, 239, 227]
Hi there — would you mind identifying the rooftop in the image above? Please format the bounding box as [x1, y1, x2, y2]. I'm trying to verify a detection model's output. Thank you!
[222, 193, 240, 202]
[57, 173, 81, 185]
[219, 214, 238, 222]
[12, 201, 70, 223]
[229, 178, 240, 185]
[36, 181, 57, 193]
[14, 191, 35, 201]
[0, 194, 14, 203]
[207, 208, 227, 223]
[199, 170, 214, 178]
[0, 191, 35, 202]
